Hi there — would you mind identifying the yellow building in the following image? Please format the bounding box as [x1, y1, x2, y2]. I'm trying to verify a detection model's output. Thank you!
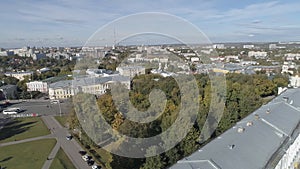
[48, 76, 130, 100]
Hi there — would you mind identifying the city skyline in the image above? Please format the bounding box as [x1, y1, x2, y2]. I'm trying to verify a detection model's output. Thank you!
[1, 0, 300, 48]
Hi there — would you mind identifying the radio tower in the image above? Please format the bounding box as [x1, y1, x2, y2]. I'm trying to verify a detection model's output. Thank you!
[113, 27, 116, 50]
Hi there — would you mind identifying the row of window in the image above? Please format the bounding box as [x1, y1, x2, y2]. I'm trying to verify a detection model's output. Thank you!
[53, 90, 73, 95]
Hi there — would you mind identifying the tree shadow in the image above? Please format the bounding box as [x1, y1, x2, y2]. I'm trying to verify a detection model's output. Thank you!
[0, 119, 37, 141]
[1, 102, 19, 108]
[0, 156, 13, 163]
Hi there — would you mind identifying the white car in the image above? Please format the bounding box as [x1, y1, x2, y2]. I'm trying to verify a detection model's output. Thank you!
[92, 165, 101, 169]
[50, 100, 60, 104]
[66, 135, 73, 140]
[82, 155, 91, 161]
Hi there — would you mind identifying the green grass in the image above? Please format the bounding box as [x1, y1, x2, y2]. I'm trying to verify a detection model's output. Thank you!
[54, 116, 67, 127]
[0, 139, 56, 169]
[50, 148, 76, 169]
[0, 117, 50, 143]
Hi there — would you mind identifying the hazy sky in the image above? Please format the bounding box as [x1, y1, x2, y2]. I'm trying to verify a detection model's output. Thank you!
[0, 0, 300, 47]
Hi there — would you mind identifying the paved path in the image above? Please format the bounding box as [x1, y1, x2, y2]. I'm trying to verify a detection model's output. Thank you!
[41, 116, 90, 169]
[41, 141, 60, 169]
[0, 115, 90, 169]
[0, 134, 54, 147]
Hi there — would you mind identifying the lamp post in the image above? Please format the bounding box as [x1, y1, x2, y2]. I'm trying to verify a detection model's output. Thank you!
[58, 100, 62, 116]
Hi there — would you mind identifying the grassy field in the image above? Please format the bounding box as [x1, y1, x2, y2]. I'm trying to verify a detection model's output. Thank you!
[0, 117, 50, 143]
[0, 139, 56, 169]
[54, 116, 67, 127]
[50, 148, 76, 169]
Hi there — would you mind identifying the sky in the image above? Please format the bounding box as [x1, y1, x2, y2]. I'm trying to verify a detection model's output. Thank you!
[0, 0, 300, 48]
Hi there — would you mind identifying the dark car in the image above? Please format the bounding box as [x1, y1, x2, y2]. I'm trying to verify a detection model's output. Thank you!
[79, 150, 87, 155]
[87, 159, 94, 166]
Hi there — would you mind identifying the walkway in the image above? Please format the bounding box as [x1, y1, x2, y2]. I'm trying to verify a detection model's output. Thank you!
[0, 115, 90, 169]
[0, 134, 54, 147]
[41, 116, 90, 169]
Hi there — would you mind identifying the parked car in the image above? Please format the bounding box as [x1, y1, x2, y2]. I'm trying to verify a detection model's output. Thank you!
[66, 135, 73, 140]
[50, 100, 60, 104]
[87, 159, 94, 166]
[79, 150, 87, 155]
[92, 165, 101, 169]
[82, 155, 91, 162]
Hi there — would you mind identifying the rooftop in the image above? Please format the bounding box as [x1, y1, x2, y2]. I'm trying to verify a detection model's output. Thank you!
[170, 88, 300, 169]
[49, 75, 130, 89]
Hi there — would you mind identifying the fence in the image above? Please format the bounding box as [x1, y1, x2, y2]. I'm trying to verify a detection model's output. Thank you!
[10, 113, 39, 118]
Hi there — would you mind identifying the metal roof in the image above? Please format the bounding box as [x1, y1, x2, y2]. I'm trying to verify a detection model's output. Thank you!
[49, 75, 130, 89]
[170, 88, 300, 169]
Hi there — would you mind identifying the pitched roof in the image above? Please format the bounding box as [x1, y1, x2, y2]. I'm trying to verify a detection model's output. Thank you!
[49, 75, 130, 89]
[170, 88, 300, 169]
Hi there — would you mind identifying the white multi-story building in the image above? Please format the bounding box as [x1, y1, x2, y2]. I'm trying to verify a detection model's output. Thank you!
[285, 53, 300, 61]
[225, 55, 240, 62]
[26, 81, 48, 93]
[275, 134, 300, 169]
[16, 46, 35, 57]
[213, 44, 225, 49]
[241, 61, 258, 65]
[290, 76, 300, 88]
[48, 81, 74, 99]
[248, 51, 268, 59]
[4, 71, 33, 81]
[243, 44, 255, 49]
[116, 66, 145, 78]
[48, 76, 130, 99]
[46, 52, 70, 60]
[281, 61, 296, 74]
[269, 44, 277, 49]
[0, 51, 14, 56]
[191, 57, 200, 63]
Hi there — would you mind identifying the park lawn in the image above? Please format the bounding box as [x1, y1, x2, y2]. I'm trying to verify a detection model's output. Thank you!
[0, 117, 50, 143]
[0, 139, 56, 169]
[50, 148, 76, 169]
[54, 116, 67, 127]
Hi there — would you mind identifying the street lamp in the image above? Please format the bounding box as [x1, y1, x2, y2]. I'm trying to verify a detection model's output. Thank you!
[58, 101, 62, 116]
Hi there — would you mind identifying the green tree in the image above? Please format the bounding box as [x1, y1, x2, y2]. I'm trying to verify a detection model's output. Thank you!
[140, 146, 166, 169]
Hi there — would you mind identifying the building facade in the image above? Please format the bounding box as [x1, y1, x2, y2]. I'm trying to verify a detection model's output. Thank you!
[48, 76, 130, 100]
[290, 76, 300, 88]
[4, 71, 33, 81]
[116, 66, 145, 78]
[248, 51, 268, 59]
[26, 81, 48, 93]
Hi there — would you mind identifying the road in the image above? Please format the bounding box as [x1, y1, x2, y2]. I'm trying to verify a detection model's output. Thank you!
[0, 99, 72, 118]
[0, 99, 92, 169]
[41, 116, 91, 169]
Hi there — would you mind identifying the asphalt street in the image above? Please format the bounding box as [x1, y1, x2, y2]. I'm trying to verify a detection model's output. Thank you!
[0, 99, 72, 118]
[42, 116, 91, 169]
[0, 99, 93, 169]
